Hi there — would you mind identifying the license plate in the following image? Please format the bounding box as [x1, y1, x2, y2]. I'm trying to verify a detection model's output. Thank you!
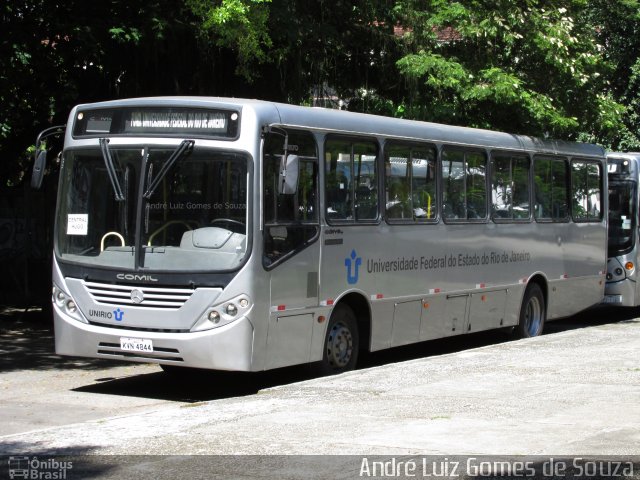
[602, 295, 623, 305]
[120, 337, 153, 353]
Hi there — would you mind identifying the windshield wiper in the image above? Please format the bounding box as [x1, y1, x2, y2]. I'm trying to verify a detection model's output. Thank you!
[99, 138, 125, 202]
[143, 140, 195, 200]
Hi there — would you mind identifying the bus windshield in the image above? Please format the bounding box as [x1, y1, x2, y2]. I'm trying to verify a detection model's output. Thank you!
[608, 181, 636, 257]
[56, 146, 249, 272]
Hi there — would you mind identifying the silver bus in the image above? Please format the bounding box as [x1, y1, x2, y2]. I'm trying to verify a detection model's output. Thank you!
[37, 97, 607, 374]
[605, 153, 640, 306]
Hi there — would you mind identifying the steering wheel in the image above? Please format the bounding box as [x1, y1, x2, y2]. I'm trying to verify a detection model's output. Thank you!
[211, 218, 246, 234]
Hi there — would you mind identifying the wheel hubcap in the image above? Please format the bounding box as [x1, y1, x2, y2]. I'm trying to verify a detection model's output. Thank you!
[524, 296, 542, 336]
[327, 322, 353, 368]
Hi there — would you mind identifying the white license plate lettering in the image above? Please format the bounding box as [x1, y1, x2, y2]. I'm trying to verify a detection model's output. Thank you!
[602, 295, 622, 304]
[120, 337, 153, 352]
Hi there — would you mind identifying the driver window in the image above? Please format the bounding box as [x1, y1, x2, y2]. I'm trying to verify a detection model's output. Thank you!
[263, 129, 319, 268]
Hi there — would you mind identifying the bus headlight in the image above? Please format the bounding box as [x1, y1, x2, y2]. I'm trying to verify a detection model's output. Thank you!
[191, 295, 252, 332]
[52, 283, 86, 323]
[53, 286, 67, 307]
[66, 300, 77, 314]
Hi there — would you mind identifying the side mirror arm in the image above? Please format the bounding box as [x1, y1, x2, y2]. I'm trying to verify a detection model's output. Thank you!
[31, 125, 65, 189]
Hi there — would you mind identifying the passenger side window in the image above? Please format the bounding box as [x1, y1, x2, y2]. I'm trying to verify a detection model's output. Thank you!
[385, 143, 437, 222]
[491, 153, 530, 221]
[263, 129, 319, 268]
[571, 160, 602, 222]
[442, 148, 487, 221]
[534, 156, 569, 221]
[325, 138, 378, 222]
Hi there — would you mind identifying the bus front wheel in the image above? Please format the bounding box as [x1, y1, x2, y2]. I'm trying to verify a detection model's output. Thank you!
[317, 304, 359, 375]
[515, 283, 546, 338]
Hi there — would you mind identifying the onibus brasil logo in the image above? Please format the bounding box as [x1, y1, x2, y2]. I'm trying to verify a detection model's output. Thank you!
[8, 456, 73, 479]
[345, 249, 362, 285]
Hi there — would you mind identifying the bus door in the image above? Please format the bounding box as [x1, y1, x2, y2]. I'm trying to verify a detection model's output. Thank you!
[563, 159, 605, 311]
[607, 178, 638, 302]
[262, 130, 321, 369]
[533, 156, 575, 318]
[265, 228, 320, 369]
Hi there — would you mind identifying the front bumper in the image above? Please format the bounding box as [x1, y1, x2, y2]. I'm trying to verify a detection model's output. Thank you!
[53, 305, 255, 371]
[603, 279, 637, 307]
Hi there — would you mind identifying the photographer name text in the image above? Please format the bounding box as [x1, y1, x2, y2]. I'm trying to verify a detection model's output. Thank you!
[360, 457, 635, 478]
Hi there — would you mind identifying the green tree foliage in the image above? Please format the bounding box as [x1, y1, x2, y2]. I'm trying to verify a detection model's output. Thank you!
[621, 62, 640, 149]
[3, 0, 640, 187]
[586, 0, 640, 149]
[0, 0, 274, 186]
[263, 0, 401, 107]
[187, 0, 272, 80]
[394, 0, 625, 142]
[1, 1, 189, 184]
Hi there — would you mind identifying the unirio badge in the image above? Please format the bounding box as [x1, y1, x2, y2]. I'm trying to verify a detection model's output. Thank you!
[345, 249, 362, 285]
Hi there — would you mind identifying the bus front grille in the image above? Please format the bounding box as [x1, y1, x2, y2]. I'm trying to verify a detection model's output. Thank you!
[88, 321, 189, 333]
[84, 281, 194, 309]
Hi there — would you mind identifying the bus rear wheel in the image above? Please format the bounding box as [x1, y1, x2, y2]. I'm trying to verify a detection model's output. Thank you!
[515, 283, 546, 338]
[317, 304, 359, 375]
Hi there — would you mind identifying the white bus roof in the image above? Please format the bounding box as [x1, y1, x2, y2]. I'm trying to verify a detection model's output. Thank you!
[71, 96, 605, 159]
[607, 152, 640, 159]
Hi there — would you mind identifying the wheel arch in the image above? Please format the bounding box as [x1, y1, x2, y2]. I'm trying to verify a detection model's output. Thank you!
[333, 291, 372, 354]
[514, 273, 548, 338]
[526, 273, 548, 310]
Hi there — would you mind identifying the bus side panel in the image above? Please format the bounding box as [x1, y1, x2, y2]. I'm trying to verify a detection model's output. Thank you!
[419, 294, 468, 340]
[548, 222, 606, 319]
[391, 299, 422, 347]
[467, 289, 507, 332]
[322, 222, 550, 351]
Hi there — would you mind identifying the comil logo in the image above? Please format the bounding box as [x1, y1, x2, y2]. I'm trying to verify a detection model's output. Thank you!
[116, 273, 158, 282]
[345, 249, 362, 285]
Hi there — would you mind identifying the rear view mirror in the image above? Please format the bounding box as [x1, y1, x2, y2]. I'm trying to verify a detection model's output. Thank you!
[31, 124, 65, 190]
[278, 154, 299, 195]
[31, 149, 47, 190]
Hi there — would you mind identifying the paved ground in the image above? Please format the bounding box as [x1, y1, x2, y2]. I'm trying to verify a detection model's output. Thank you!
[0, 305, 639, 461]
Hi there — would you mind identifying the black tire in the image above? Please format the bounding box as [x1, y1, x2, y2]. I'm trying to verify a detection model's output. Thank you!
[514, 283, 546, 339]
[316, 304, 359, 375]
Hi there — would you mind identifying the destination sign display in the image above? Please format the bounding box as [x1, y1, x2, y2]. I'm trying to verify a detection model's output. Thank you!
[73, 107, 240, 139]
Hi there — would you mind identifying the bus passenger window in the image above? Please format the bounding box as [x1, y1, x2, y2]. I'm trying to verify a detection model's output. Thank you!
[442, 148, 487, 221]
[491, 154, 530, 221]
[571, 160, 602, 222]
[325, 138, 378, 223]
[534, 156, 569, 221]
[385, 143, 436, 222]
[412, 150, 437, 220]
[325, 140, 352, 220]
